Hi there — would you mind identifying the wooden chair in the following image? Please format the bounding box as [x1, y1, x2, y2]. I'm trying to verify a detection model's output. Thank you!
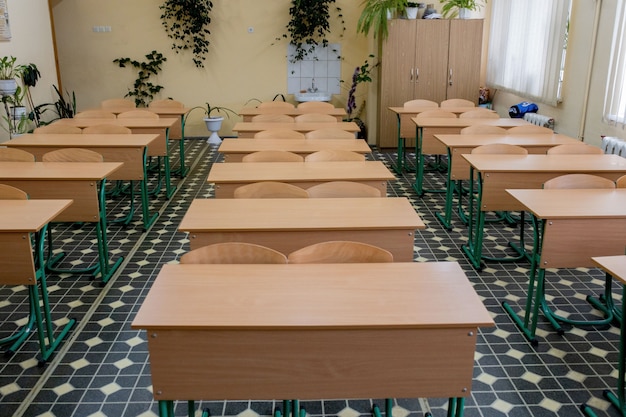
[543, 174, 616, 189]
[506, 125, 553, 134]
[82, 124, 132, 134]
[404, 99, 438, 108]
[33, 124, 83, 134]
[471, 143, 528, 155]
[306, 181, 382, 198]
[251, 114, 295, 123]
[180, 242, 287, 264]
[440, 98, 475, 108]
[546, 144, 603, 155]
[304, 150, 365, 162]
[42, 148, 104, 162]
[0, 184, 28, 199]
[254, 129, 305, 139]
[233, 181, 309, 199]
[460, 125, 507, 135]
[0, 148, 35, 161]
[242, 150, 304, 162]
[117, 109, 159, 119]
[294, 113, 337, 123]
[459, 109, 499, 119]
[305, 128, 355, 139]
[617, 175, 626, 188]
[297, 101, 335, 111]
[101, 98, 135, 109]
[257, 101, 295, 110]
[414, 109, 457, 120]
[287, 241, 394, 264]
[149, 99, 185, 109]
[75, 110, 116, 119]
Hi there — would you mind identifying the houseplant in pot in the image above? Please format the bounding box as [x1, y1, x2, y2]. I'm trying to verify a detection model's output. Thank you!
[0, 56, 20, 96]
[440, 0, 484, 19]
[186, 102, 238, 145]
[357, 0, 408, 40]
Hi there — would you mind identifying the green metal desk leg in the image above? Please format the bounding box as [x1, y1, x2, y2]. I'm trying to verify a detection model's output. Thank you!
[435, 148, 457, 229]
[373, 398, 393, 417]
[447, 397, 465, 417]
[177, 115, 189, 177]
[394, 113, 404, 174]
[158, 400, 174, 417]
[412, 126, 425, 196]
[163, 128, 177, 199]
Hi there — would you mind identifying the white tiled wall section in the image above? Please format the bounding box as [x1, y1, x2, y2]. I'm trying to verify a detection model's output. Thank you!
[287, 43, 341, 95]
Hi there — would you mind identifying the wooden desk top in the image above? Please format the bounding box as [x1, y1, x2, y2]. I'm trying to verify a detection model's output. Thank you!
[55, 117, 178, 129]
[82, 107, 191, 115]
[0, 161, 123, 180]
[179, 197, 425, 232]
[232, 121, 360, 133]
[132, 262, 493, 330]
[507, 189, 626, 219]
[412, 117, 528, 128]
[434, 133, 580, 148]
[7, 133, 160, 148]
[207, 161, 395, 183]
[239, 107, 346, 117]
[462, 154, 626, 173]
[0, 199, 73, 232]
[218, 138, 371, 154]
[389, 106, 491, 115]
[592, 255, 626, 284]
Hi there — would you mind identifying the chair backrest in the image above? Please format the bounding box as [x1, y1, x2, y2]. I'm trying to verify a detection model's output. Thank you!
[506, 125, 553, 134]
[75, 110, 116, 119]
[460, 125, 507, 135]
[257, 101, 295, 110]
[297, 101, 335, 111]
[233, 181, 309, 199]
[33, 124, 83, 134]
[546, 144, 603, 155]
[459, 109, 500, 119]
[0, 184, 28, 200]
[82, 124, 132, 134]
[441, 98, 475, 108]
[101, 98, 135, 109]
[306, 181, 382, 198]
[180, 242, 287, 264]
[251, 114, 295, 123]
[543, 174, 616, 190]
[287, 241, 394, 264]
[42, 148, 104, 162]
[414, 109, 457, 120]
[0, 148, 35, 162]
[471, 143, 528, 155]
[148, 99, 185, 109]
[254, 129, 305, 139]
[617, 175, 626, 188]
[304, 150, 365, 162]
[403, 99, 438, 108]
[242, 150, 304, 162]
[305, 128, 356, 139]
[294, 113, 337, 123]
[117, 109, 159, 119]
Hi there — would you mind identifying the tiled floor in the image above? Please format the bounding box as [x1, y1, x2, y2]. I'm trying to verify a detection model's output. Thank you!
[0, 139, 624, 417]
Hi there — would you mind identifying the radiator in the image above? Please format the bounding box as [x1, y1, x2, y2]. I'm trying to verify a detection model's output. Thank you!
[601, 136, 626, 156]
[523, 113, 555, 130]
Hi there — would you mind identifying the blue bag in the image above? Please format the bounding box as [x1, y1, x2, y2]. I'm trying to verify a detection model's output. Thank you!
[508, 101, 538, 118]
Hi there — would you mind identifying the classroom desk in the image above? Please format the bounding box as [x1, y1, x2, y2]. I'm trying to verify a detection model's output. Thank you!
[239, 107, 346, 122]
[178, 197, 424, 261]
[582, 255, 626, 417]
[387, 106, 491, 173]
[411, 117, 529, 196]
[232, 121, 360, 138]
[218, 138, 372, 162]
[207, 161, 395, 198]
[502, 189, 626, 346]
[0, 161, 124, 283]
[0, 199, 74, 364]
[6, 133, 160, 229]
[55, 117, 178, 197]
[131, 262, 494, 417]
[432, 133, 582, 229]
[460, 154, 626, 271]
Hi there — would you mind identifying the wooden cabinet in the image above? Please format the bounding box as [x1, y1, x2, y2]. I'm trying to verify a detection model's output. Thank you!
[377, 19, 483, 148]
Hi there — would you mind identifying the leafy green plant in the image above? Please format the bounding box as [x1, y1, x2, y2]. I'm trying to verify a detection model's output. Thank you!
[160, 0, 212, 68]
[186, 102, 238, 120]
[32, 85, 77, 125]
[0, 56, 19, 80]
[244, 94, 287, 107]
[357, 0, 408, 40]
[440, 0, 484, 18]
[113, 51, 167, 107]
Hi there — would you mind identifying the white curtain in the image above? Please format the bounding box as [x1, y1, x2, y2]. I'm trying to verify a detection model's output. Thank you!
[604, 0, 626, 127]
[486, 0, 571, 106]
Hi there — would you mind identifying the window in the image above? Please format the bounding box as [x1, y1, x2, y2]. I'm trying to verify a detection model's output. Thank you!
[604, 0, 626, 127]
[486, 0, 572, 106]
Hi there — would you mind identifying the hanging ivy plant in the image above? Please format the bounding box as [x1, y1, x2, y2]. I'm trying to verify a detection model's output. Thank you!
[113, 50, 167, 107]
[278, 0, 345, 63]
[160, 0, 212, 68]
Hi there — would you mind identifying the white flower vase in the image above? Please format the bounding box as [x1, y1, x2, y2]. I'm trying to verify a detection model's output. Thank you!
[406, 7, 419, 19]
[204, 116, 224, 145]
[458, 8, 471, 19]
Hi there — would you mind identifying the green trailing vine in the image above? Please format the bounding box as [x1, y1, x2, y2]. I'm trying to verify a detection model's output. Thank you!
[160, 0, 212, 68]
[113, 50, 167, 107]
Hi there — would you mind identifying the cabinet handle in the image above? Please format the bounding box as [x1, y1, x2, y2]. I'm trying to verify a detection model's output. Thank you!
[415, 68, 419, 83]
[449, 69, 453, 86]
[410, 68, 413, 81]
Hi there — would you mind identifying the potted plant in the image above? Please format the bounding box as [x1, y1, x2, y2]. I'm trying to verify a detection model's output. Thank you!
[357, 0, 408, 41]
[406, 2, 423, 19]
[440, 0, 484, 19]
[0, 56, 20, 96]
[186, 102, 238, 145]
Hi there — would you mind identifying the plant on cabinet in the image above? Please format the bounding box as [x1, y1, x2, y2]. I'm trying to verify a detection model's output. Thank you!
[440, 0, 484, 19]
[357, 0, 408, 41]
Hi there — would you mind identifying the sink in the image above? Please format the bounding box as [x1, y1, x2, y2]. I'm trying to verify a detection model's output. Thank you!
[294, 91, 332, 102]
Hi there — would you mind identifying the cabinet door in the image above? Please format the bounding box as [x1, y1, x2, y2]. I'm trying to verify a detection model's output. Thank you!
[413, 20, 450, 104]
[447, 19, 483, 102]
